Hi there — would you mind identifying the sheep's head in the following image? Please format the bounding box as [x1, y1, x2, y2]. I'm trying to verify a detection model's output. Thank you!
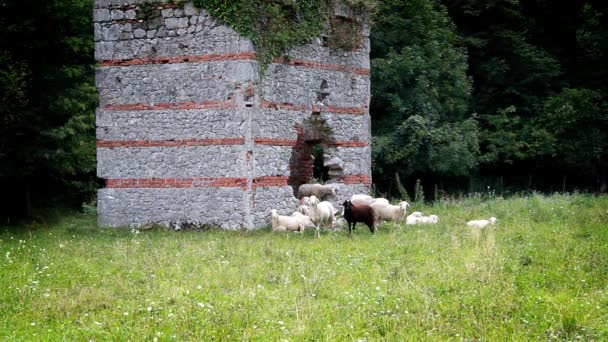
[342, 200, 353, 210]
[399, 201, 410, 210]
[411, 211, 423, 217]
[430, 215, 439, 223]
[330, 187, 337, 196]
[308, 196, 320, 206]
[297, 205, 310, 216]
[489, 217, 497, 224]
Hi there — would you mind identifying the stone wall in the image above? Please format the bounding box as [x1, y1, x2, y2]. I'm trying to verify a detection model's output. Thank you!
[95, 0, 371, 228]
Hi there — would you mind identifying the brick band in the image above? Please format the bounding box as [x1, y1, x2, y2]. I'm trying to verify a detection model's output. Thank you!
[106, 177, 248, 189]
[97, 138, 245, 148]
[253, 176, 290, 188]
[99, 54, 369, 76]
[103, 101, 232, 111]
[97, 138, 367, 148]
[261, 101, 366, 115]
[105, 175, 370, 189]
[100, 53, 257, 67]
[273, 57, 370, 76]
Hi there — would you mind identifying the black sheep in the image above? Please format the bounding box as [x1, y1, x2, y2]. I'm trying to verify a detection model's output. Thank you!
[342, 200, 376, 235]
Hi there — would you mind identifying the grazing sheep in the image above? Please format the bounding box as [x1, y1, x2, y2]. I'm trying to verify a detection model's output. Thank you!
[342, 200, 375, 235]
[405, 211, 424, 225]
[298, 183, 337, 200]
[350, 194, 374, 206]
[307, 196, 338, 237]
[370, 201, 410, 225]
[466, 217, 497, 228]
[290, 211, 316, 229]
[271, 209, 304, 232]
[419, 214, 439, 224]
[295, 205, 311, 216]
[350, 194, 390, 206]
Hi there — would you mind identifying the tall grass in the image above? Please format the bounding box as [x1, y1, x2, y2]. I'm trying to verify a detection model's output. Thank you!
[0, 194, 607, 340]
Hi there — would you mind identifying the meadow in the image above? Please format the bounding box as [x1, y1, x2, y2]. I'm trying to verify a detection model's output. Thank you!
[1, 193, 607, 341]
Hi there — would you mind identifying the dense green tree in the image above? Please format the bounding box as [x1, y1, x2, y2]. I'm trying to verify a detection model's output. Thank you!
[370, 0, 479, 196]
[0, 0, 97, 217]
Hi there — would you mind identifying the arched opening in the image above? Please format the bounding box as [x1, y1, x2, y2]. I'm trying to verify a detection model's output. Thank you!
[312, 143, 329, 182]
[288, 112, 340, 197]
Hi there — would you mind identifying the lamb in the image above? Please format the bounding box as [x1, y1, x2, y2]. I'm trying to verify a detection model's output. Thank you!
[290, 211, 316, 229]
[342, 200, 375, 235]
[295, 204, 311, 216]
[405, 211, 424, 225]
[307, 195, 338, 237]
[466, 217, 497, 229]
[419, 214, 439, 224]
[370, 201, 410, 225]
[271, 209, 304, 232]
[298, 183, 337, 200]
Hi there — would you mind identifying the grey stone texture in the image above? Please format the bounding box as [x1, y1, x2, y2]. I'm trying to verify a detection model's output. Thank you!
[97, 145, 245, 178]
[95, 1, 371, 229]
[98, 188, 248, 229]
[96, 61, 256, 106]
[96, 108, 246, 141]
[94, 5, 255, 61]
[262, 65, 370, 108]
[251, 187, 300, 227]
[253, 109, 371, 143]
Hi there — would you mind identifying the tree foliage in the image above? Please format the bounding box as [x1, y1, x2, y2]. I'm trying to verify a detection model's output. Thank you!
[0, 0, 98, 216]
[370, 0, 479, 194]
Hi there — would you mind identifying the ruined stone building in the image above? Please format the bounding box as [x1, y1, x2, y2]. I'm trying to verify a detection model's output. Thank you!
[94, 0, 371, 228]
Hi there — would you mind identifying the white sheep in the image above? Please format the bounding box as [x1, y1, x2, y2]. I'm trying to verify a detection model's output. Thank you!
[350, 194, 374, 206]
[419, 214, 439, 224]
[405, 211, 424, 225]
[271, 209, 304, 232]
[290, 211, 316, 229]
[350, 194, 390, 206]
[295, 204, 311, 216]
[466, 217, 497, 228]
[298, 183, 337, 200]
[370, 201, 410, 225]
[307, 195, 338, 237]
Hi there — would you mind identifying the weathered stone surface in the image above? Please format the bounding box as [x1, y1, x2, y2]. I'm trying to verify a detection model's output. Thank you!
[95, 1, 371, 229]
[94, 8, 110, 22]
[96, 108, 246, 141]
[97, 145, 245, 178]
[262, 65, 370, 108]
[98, 188, 248, 229]
[96, 61, 256, 106]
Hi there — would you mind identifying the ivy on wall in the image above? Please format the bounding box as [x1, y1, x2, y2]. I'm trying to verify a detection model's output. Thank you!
[192, 0, 375, 72]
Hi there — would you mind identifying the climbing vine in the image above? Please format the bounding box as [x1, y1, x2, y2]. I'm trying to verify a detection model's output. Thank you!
[192, 0, 326, 72]
[192, 0, 375, 73]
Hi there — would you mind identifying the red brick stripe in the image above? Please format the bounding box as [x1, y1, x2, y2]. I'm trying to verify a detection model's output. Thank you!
[106, 177, 248, 189]
[324, 141, 368, 148]
[273, 57, 370, 76]
[100, 52, 257, 67]
[253, 176, 290, 188]
[261, 101, 366, 115]
[253, 138, 298, 146]
[97, 138, 366, 148]
[103, 101, 232, 111]
[97, 138, 245, 148]
[104, 175, 371, 189]
[253, 138, 367, 147]
[338, 174, 372, 186]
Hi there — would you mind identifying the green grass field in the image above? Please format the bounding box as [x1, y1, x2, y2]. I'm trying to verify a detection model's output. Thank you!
[1, 193, 607, 340]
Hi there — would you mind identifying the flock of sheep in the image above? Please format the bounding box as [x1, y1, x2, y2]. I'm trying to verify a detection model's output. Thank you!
[270, 183, 498, 235]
